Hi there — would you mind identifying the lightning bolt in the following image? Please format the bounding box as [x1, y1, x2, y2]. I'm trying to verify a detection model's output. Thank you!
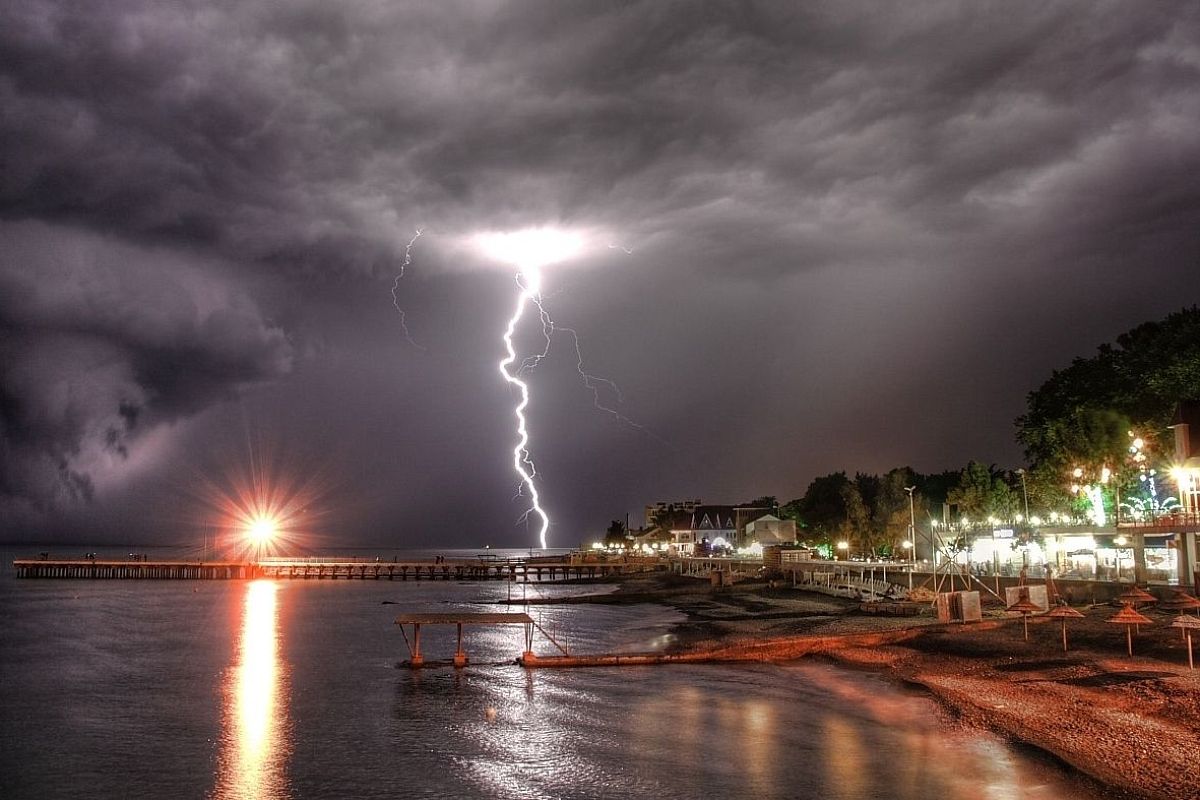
[521, 295, 657, 437]
[390, 229, 424, 349]
[499, 268, 551, 549]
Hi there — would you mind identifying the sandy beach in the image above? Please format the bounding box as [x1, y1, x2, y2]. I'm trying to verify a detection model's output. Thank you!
[545, 573, 1200, 800]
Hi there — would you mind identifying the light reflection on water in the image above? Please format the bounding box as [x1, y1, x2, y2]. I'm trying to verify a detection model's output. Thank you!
[214, 580, 290, 800]
[0, 572, 1108, 800]
[390, 652, 1097, 800]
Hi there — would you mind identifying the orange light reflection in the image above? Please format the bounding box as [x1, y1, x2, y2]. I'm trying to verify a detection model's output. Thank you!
[215, 580, 289, 800]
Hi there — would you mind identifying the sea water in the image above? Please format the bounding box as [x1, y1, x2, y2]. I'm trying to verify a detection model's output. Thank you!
[0, 549, 1107, 799]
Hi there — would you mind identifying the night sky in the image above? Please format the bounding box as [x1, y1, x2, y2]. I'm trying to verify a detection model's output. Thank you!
[3, 2, 1199, 548]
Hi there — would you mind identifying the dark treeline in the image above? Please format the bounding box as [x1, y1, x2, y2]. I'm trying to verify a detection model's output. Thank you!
[775, 462, 1020, 556]
[778, 307, 1200, 554]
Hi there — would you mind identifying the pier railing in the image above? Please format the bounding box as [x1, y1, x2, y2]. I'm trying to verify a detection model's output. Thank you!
[13, 554, 669, 582]
[13, 559, 250, 580]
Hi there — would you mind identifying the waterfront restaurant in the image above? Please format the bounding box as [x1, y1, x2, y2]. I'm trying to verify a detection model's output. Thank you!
[953, 523, 1184, 585]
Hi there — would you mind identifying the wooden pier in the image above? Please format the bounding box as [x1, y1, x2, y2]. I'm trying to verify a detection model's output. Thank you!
[255, 556, 661, 582]
[12, 559, 250, 580]
[12, 555, 666, 582]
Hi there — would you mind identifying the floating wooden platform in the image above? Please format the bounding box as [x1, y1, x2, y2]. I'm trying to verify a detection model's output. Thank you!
[394, 611, 569, 668]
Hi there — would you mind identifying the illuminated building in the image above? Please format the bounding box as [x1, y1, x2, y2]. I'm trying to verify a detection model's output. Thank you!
[1171, 401, 1200, 515]
[1169, 401, 1200, 588]
[744, 514, 798, 546]
[651, 502, 775, 553]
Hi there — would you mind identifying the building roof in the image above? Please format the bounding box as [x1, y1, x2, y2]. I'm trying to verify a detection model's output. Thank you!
[659, 503, 776, 532]
[692, 506, 736, 530]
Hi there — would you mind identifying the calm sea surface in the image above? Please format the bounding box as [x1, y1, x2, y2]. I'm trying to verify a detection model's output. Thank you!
[1, 548, 1107, 800]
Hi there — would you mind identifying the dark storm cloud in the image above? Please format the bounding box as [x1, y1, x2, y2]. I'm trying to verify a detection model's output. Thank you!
[0, 221, 291, 523]
[3, 2, 1185, 268]
[2, 1, 1199, 542]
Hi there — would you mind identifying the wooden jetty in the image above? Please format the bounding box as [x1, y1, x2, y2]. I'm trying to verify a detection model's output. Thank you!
[12, 555, 665, 582]
[255, 556, 661, 582]
[394, 612, 569, 668]
[12, 558, 250, 580]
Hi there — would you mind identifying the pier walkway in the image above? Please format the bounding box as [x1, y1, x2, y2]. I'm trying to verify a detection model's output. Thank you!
[13, 559, 250, 580]
[12, 555, 666, 582]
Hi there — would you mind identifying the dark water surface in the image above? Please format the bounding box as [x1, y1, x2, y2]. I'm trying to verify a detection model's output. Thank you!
[1, 553, 1107, 799]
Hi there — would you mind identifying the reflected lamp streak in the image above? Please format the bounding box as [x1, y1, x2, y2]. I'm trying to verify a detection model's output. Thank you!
[215, 579, 286, 800]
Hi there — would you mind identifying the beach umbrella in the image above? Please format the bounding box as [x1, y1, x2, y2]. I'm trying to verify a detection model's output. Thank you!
[1117, 585, 1157, 607]
[1116, 586, 1156, 634]
[1007, 597, 1042, 641]
[1170, 615, 1200, 670]
[1107, 604, 1152, 656]
[1158, 591, 1200, 639]
[1159, 589, 1200, 613]
[1047, 606, 1085, 652]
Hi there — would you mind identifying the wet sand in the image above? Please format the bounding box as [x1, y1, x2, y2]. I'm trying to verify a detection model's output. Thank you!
[552, 573, 1200, 800]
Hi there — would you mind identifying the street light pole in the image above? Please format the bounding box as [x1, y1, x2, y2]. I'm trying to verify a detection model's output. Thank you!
[904, 486, 916, 590]
[1016, 468, 1030, 521]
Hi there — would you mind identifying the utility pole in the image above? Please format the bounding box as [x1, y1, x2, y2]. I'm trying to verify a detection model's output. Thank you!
[904, 486, 916, 590]
[1016, 468, 1030, 521]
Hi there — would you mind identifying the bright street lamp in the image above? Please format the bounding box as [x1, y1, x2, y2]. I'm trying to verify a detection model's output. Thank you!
[836, 541, 849, 561]
[246, 515, 277, 563]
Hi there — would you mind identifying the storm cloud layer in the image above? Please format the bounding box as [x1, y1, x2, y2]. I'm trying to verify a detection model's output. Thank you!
[3, 2, 1199, 545]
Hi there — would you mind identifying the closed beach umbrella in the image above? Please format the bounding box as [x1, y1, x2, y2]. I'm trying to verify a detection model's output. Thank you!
[1007, 597, 1042, 641]
[1107, 604, 1152, 656]
[1047, 606, 1084, 652]
[1170, 615, 1200, 670]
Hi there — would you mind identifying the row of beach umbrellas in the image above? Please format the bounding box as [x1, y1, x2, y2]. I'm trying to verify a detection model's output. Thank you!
[1005, 587, 1200, 668]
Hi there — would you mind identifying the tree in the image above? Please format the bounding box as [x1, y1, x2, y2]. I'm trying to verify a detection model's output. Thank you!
[789, 469, 929, 555]
[840, 481, 873, 553]
[743, 495, 778, 512]
[788, 472, 852, 541]
[651, 505, 673, 528]
[604, 519, 628, 546]
[947, 461, 1019, 523]
[875, 467, 918, 553]
[1017, 307, 1200, 487]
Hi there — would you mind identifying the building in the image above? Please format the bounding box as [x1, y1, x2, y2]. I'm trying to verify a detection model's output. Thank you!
[744, 514, 797, 546]
[1170, 401, 1200, 588]
[1171, 400, 1200, 515]
[660, 504, 775, 553]
[643, 499, 703, 529]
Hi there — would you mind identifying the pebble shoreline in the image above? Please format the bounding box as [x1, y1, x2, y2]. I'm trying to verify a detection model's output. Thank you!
[591, 574, 1200, 800]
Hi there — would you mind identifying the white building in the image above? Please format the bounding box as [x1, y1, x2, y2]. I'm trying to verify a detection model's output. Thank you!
[744, 514, 797, 546]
